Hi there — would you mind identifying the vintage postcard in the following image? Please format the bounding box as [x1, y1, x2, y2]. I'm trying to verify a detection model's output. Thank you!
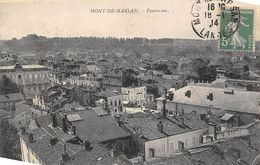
[0, 0, 260, 165]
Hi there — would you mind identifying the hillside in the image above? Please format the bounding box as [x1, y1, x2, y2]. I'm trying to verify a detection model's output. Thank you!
[0, 34, 259, 58]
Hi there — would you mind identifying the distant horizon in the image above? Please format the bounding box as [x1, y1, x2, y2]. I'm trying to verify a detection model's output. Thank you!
[1, 34, 260, 42]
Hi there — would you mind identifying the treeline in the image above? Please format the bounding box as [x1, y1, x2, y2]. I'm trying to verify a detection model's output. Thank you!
[2, 34, 218, 56]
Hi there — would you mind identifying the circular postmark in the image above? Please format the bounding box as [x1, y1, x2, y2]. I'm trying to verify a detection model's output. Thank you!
[191, 0, 235, 39]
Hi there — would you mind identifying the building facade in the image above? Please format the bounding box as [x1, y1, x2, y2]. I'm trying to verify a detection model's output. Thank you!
[0, 64, 50, 99]
[121, 86, 147, 106]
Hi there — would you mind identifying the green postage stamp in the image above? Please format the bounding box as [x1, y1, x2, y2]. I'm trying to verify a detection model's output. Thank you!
[219, 9, 255, 52]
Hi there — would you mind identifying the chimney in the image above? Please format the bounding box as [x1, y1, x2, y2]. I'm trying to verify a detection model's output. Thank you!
[28, 133, 34, 143]
[51, 113, 58, 127]
[62, 114, 68, 132]
[162, 99, 167, 118]
[71, 125, 76, 135]
[180, 116, 185, 125]
[157, 121, 163, 133]
[20, 126, 26, 135]
[84, 140, 91, 151]
[50, 137, 58, 146]
[61, 143, 70, 162]
[168, 93, 174, 101]
[61, 153, 70, 163]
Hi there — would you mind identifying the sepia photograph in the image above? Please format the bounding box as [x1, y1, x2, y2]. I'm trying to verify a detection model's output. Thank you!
[0, 0, 260, 164]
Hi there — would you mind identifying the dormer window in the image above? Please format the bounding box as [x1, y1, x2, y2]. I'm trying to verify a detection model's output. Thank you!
[185, 90, 191, 98]
[207, 93, 213, 101]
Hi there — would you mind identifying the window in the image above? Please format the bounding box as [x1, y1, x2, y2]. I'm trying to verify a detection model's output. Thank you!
[184, 139, 188, 147]
[162, 144, 165, 152]
[114, 100, 117, 106]
[110, 101, 113, 106]
[170, 142, 174, 151]
[18, 75, 22, 79]
[192, 137, 196, 145]
[119, 100, 121, 105]
[149, 148, 155, 157]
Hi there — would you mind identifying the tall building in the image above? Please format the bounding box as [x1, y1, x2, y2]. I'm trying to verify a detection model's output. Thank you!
[0, 64, 50, 99]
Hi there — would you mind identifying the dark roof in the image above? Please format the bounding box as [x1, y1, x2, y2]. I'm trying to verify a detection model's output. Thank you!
[66, 110, 130, 142]
[35, 109, 130, 143]
[65, 144, 131, 165]
[121, 112, 208, 140]
[21, 127, 131, 165]
[97, 90, 121, 98]
[21, 128, 78, 165]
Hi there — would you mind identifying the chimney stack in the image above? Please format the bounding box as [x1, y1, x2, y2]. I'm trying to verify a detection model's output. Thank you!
[60, 143, 70, 163]
[28, 133, 34, 143]
[20, 126, 26, 135]
[157, 121, 163, 133]
[168, 93, 174, 101]
[62, 114, 68, 132]
[71, 125, 76, 135]
[51, 113, 58, 127]
[84, 140, 91, 151]
[50, 137, 58, 146]
[162, 99, 167, 118]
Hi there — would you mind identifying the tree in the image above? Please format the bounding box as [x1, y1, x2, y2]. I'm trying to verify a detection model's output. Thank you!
[0, 119, 21, 160]
[198, 66, 217, 82]
[0, 75, 20, 95]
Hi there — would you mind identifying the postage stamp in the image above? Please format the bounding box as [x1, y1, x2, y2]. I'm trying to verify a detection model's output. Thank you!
[219, 9, 255, 52]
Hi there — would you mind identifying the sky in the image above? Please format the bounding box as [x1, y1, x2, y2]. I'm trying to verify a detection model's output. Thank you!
[0, 0, 259, 40]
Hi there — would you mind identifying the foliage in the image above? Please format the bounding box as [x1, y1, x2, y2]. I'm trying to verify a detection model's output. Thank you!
[153, 63, 172, 74]
[188, 58, 217, 82]
[0, 119, 21, 160]
[0, 75, 20, 95]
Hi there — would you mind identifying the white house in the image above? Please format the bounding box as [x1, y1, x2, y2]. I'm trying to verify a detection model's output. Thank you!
[121, 86, 147, 106]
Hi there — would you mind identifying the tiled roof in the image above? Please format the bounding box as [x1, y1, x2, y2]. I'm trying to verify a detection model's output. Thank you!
[97, 90, 121, 98]
[14, 101, 33, 116]
[121, 112, 208, 140]
[65, 144, 131, 165]
[35, 110, 130, 143]
[22, 126, 131, 165]
[147, 136, 260, 165]
[21, 128, 79, 165]
[0, 93, 23, 103]
[66, 110, 130, 142]
[171, 85, 260, 114]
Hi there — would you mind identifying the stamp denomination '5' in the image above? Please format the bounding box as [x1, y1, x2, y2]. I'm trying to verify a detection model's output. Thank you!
[219, 9, 255, 52]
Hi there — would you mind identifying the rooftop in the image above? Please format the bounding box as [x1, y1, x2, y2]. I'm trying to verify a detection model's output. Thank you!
[21, 126, 131, 165]
[97, 90, 121, 98]
[163, 85, 260, 115]
[0, 64, 47, 70]
[147, 135, 260, 165]
[65, 110, 130, 142]
[36, 109, 130, 143]
[120, 112, 208, 140]
[0, 93, 23, 103]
